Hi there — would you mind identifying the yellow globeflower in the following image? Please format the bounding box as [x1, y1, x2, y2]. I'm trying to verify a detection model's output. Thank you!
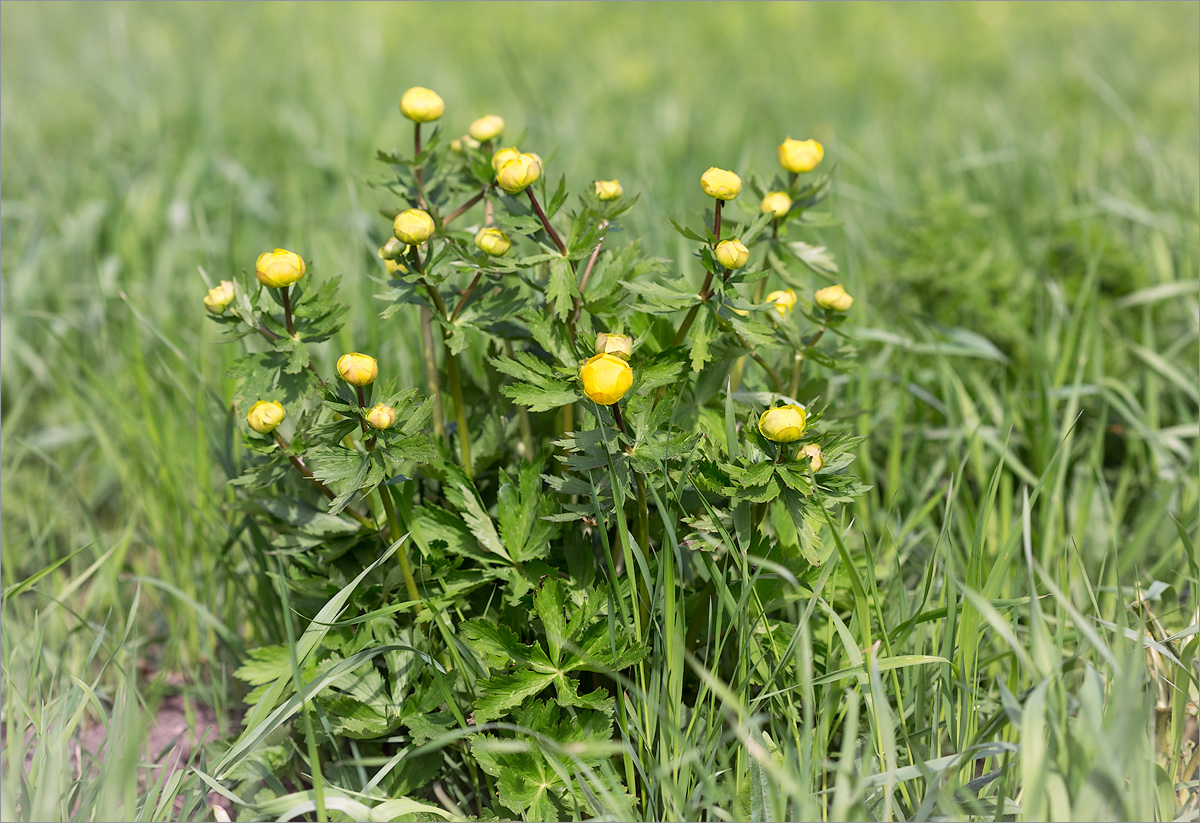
[761, 191, 792, 218]
[594, 179, 623, 201]
[255, 248, 306, 289]
[337, 352, 378, 386]
[497, 153, 542, 194]
[247, 400, 286, 434]
[766, 288, 797, 317]
[393, 209, 435, 245]
[700, 167, 742, 200]
[758, 404, 807, 443]
[715, 239, 750, 270]
[800, 443, 824, 472]
[778, 137, 824, 173]
[399, 86, 444, 123]
[491, 146, 521, 173]
[469, 115, 505, 142]
[814, 284, 854, 312]
[204, 280, 235, 314]
[579, 353, 633, 405]
[450, 135, 480, 154]
[365, 402, 398, 430]
[474, 227, 512, 257]
[594, 332, 633, 360]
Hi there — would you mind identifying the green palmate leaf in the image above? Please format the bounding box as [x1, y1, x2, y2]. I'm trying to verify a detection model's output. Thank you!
[545, 256, 577, 319]
[689, 303, 720, 371]
[496, 460, 554, 562]
[228, 351, 317, 410]
[545, 174, 569, 219]
[534, 578, 569, 665]
[782, 489, 823, 566]
[786, 241, 840, 277]
[443, 468, 511, 562]
[737, 210, 777, 246]
[636, 348, 688, 390]
[462, 619, 535, 669]
[273, 335, 310, 374]
[621, 278, 700, 314]
[473, 668, 558, 724]
[492, 351, 579, 412]
[669, 217, 708, 242]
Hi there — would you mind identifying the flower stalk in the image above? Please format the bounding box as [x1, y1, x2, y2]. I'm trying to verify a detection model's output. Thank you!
[272, 432, 373, 528]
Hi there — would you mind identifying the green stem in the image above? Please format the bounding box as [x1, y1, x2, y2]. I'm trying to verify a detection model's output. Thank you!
[273, 432, 373, 528]
[443, 185, 490, 226]
[413, 122, 427, 210]
[280, 285, 295, 337]
[419, 307, 445, 439]
[450, 271, 484, 323]
[525, 188, 567, 255]
[377, 487, 423, 615]
[790, 325, 827, 399]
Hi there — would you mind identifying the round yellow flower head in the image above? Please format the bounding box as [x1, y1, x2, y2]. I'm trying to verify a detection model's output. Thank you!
[761, 191, 792, 218]
[758, 404, 807, 443]
[399, 86, 444, 123]
[594, 179, 623, 201]
[393, 209, 435, 246]
[337, 352, 379, 387]
[800, 443, 824, 472]
[204, 280, 235, 314]
[378, 238, 407, 260]
[474, 227, 512, 257]
[469, 115, 505, 142]
[700, 167, 742, 201]
[247, 400, 286, 434]
[814, 284, 854, 312]
[497, 153, 542, 195]
[491, 146, 521, 174]
[766, 288, 797, 317]
[715, 239, 750, 270]
[384, 258, 408, 276]
[450, 135, 480, 154]
[579, 353, 633, 405]
[594, 332, 633, 360]
[365, 402, 398, 430]
[255, 248, 306, 289]
[778, 137, 824, 174]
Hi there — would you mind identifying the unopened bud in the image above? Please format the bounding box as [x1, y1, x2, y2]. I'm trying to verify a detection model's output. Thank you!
[766, 288, 797, 318]
[491, 147, 521, 174]
[474, 227, 512, 257]
[594, 179, 623, 201]
[758, 404, 807, 443]
[392, 209, 435, 245]
[700, 167, 742, 201]
[778, 137, 824, 174]
[761, 191, 792, 218]
[579, 353, 633, 406]
[365, 402, 398, 430]
[469, 115, 505, 142]
[337, 352, 378, 386]
[399, 86, 444, 123]
[255, 248, 306, 289]
[715, 239, 750, 270]
[594, 332, 633, 360]
[204, 280, 235, 314]
[497, 153, 542, 195]
[814, 284, 853, 312]
[247, 400, 286, 434]
[800, 443, 824, 472]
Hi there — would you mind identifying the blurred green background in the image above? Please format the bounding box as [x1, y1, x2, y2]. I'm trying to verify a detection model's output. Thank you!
[2, 0, 1196, 671]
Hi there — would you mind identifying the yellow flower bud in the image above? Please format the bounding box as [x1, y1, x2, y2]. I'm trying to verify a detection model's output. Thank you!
[579, 353, 633, 406]
[247, 400, 286, 434]
[337, 352, 378, 386]
[761, 191, 792, 218]
[450, 134, 480, 154]
[384, 258, 408, 276]
[800, 443, 824, 472]
[594, 332, 633, 360]
[365, 402, 398, 430]
[491, 146, 521, 173]
[392, 208, 435, 245]
[378, 238, 407, 260]
[715, 239, 750, 270]
[204, 280, 235, 314]
[255, 248, 306, 289]
[758, 404, 807, 443]
[474, 227, 512, 257]
[766, 288, 797, 318]
[594, 179, 623, 201]
[469, 115, 505, 142]
[778, 137, 824, 174]
[497, 153, 542, 195]
[814, 284, 854, 312]
[399, 86, 444, 123]
[700, 167, 742, 201]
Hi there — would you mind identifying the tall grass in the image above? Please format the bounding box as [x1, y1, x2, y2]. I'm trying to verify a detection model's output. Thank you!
[3, 2, 1197, 820]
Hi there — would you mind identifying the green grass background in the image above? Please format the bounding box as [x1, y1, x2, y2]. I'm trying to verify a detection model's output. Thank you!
[2, 2, 1197, 820]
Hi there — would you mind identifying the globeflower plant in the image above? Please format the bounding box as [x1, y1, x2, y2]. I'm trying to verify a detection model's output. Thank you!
[201, 83, 866, 822]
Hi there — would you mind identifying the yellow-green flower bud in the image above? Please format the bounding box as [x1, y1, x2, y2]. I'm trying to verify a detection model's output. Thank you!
[337, 352, 378, 386]
[204, 280, 235, 314]
[700, 167, 742, 200]
[594, 179, 623, 201]
[814, 284, 854, 312]
[579, 353, 633, 406]
[497, 153, 542, 195]
[469, 115, 505, 142]
[247, 400, 286, 434]
[384, 258, 408, 276]
[393, 209, 435, 245]
[766, 288, 797, 318]
[800, 443, 824, 472]
[399, 86, 444, 123]
[758, 404, 807, 443]
[491, 146, 521, 173]
[474, 227, 512, 257]
[761, 191, 792, 218]
[365, 402, 398, 430]
[778, 137, 824, 173]
[715, 239, 750, 270]
[255, 248, 306, 289]
[450, 135, 480, 154]
[594, 332, 633, 360]
[378, 238, 407, 260]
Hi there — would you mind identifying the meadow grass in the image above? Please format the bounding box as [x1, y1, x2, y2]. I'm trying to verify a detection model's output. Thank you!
[1, 2, 1197, 820]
